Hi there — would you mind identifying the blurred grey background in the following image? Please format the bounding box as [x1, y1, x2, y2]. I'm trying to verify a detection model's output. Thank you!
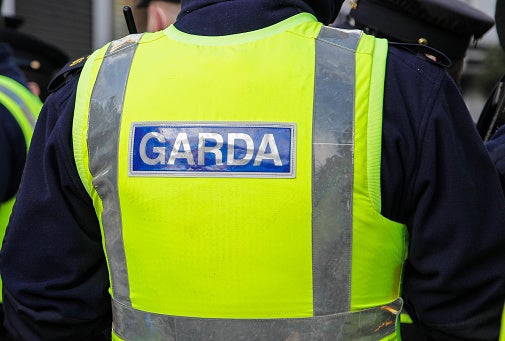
[4, 0, 504, 121]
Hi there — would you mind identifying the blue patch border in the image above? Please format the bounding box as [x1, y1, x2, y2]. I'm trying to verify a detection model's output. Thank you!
[128, 122, 296, 178]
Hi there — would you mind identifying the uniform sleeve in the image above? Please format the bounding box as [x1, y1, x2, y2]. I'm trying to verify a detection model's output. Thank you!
[381, 47, 505, 340]
[0, 76, 112, 340]
[0, 46, 33, 203]
[0, 105, 26, 203]
[486, 125, 505, 193]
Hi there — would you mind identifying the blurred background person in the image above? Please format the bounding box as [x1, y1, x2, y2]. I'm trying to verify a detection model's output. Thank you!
[0, 0, 42, 330]
[137, 0, 180, 32]
[0, 26, 68, 101]
[477, 0, 505, 332]
[478, 0, 505, 142]
[334, 0, 495, 85]
[480, 0, 505, 192]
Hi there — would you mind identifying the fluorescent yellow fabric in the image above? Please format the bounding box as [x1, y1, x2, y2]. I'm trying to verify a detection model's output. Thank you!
[73, 42, 111, 286]
[0, 76, 41, 142]
[76, 14, 319, 318]
[124, 22, 318, 318]
[351, 34, 407, 310]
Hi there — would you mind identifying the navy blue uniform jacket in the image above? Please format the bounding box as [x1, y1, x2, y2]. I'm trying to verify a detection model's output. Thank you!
[1, 1, 505, 340]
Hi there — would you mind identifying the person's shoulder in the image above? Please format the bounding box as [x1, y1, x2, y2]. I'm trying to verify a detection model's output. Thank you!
[386, 42, 450, 82]
[381, 41, 459, 128]
[47, 54, 89, 94]
[42, 55, 89, 113]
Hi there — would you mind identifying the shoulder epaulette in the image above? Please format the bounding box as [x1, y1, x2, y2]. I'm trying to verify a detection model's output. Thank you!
[48, 54, 89, 93]
[389, 42, 452, 69]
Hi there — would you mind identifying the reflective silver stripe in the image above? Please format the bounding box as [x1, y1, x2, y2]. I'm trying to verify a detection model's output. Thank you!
[0, 84, 36, 128]
[112, 298, 402, 341]
[312, 26, 360, 315]
[87, 34, 143, 305]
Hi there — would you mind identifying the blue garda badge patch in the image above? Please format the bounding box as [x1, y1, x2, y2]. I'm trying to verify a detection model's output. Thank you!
[129, 122, 296, 178]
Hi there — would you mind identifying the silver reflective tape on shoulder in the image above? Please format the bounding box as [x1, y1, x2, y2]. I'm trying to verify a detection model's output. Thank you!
[87, 33, 142, 305]
[0, 84, 36, 128]
[311, 26, 361, 315]
[112, 298, 402, 341]
[316, 26, 362, 51]
[108, 34, 144, 55]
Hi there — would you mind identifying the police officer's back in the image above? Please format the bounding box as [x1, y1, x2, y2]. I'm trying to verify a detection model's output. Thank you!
[0, 1, 504, 340]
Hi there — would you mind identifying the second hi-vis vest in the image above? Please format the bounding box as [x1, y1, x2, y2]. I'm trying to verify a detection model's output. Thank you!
[73, 13, 408, 341]
[0, 75, 42, 301]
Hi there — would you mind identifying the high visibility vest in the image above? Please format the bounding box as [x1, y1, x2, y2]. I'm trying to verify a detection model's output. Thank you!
[73, 13, 407, 341]
[0, 75, 42, 301]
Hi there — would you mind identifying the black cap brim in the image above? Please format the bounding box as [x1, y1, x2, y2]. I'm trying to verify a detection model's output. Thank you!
[136, 0, 150, 8]
[0, 29, 69, 73]
[136, 0, 180, 8]
[348, 0, 494, 61]
[3, 15, 24, 29]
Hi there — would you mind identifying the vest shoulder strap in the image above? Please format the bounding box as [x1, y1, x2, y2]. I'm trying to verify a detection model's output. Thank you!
[48, 54, 89, 93]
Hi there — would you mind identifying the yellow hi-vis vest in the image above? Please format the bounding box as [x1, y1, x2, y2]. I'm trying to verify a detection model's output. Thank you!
[73, 13, 407, 341]
[0, 75, 42, 301]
